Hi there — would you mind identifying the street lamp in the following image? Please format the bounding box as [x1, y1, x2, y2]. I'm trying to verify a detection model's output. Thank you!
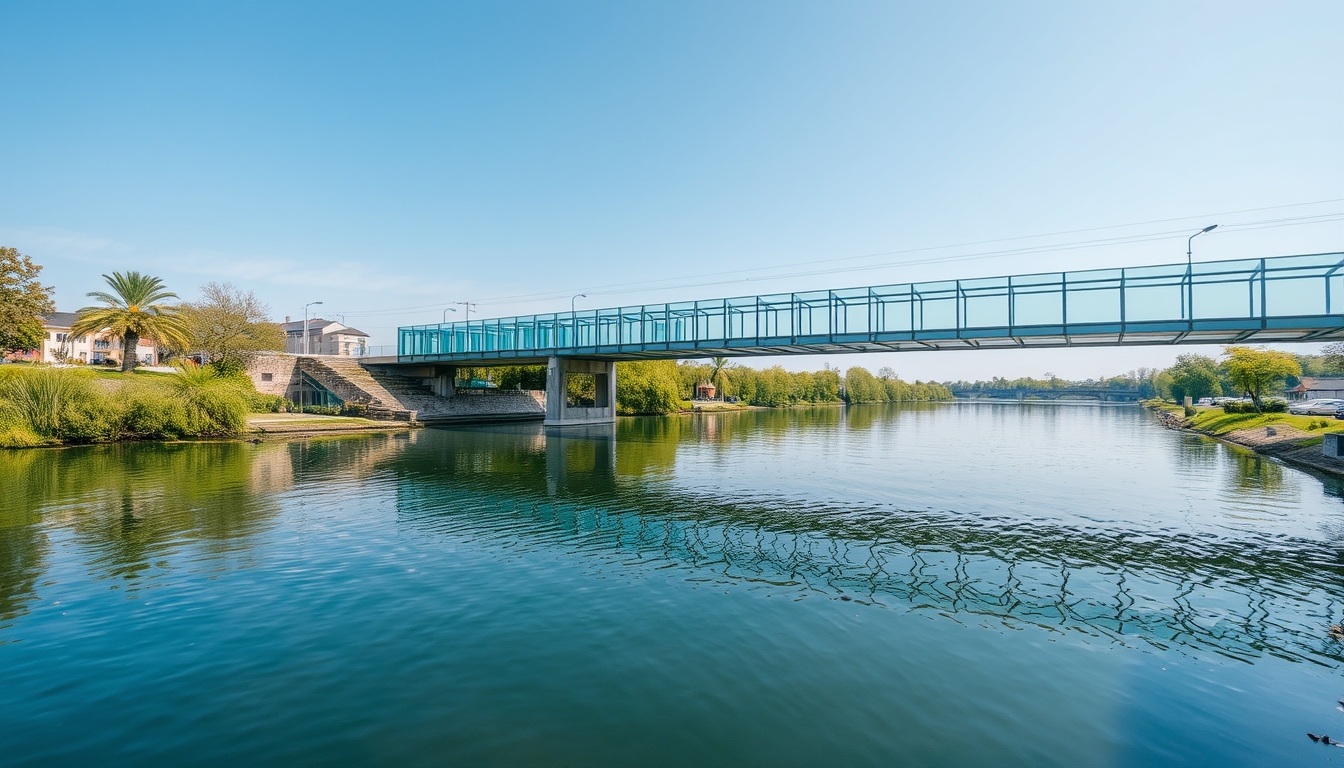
[572, 293, 587, 313]
[1187, 224, 1218, 266]
[1182, 225, 1217, 320]
[443, 306, 457, 324]
[303, 301, 323, 355]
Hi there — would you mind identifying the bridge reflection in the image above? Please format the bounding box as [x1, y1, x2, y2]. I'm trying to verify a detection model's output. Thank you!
[392, 420, 1344, 667]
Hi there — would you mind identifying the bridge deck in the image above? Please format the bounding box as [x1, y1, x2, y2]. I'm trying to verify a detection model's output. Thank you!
[396, 252, 1344, 365]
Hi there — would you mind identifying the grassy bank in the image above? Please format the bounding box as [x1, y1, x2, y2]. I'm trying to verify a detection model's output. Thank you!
[1142, 399, 1343, 437]
[1185, 408, 1343, 437]
[1142, 398, 1344, 477]
[0, 364, 284, 448]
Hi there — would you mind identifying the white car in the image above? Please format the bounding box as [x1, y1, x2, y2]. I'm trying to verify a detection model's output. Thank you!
[1292, 399, 1344, 415]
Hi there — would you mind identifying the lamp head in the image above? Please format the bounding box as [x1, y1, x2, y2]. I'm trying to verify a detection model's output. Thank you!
[1201, 224, 1218, 233]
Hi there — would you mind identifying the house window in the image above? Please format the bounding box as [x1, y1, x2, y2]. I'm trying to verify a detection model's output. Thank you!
[261, 373, 273, 382]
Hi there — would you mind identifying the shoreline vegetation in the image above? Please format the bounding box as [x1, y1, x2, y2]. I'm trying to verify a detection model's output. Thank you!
[1143, 399, 1344, 477]
[0, 361, 952, 449]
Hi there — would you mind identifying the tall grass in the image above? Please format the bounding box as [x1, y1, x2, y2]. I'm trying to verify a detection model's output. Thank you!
[0, 363, 253, 447]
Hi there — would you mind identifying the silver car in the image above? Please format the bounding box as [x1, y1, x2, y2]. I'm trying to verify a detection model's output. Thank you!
[1293, 399, 1344, 415]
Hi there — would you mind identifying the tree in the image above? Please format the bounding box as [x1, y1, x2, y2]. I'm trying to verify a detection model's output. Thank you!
[1321, 342, 1344, 374]
[71, 272, 191, 372]
[0, 247, 56, 355]
[708, 356, 729, 393]
[877, 366, 896, 381]
[1221, 346, 1300, 411]
[616, 361, 682, 414]
[178, 282, 284, 375]
[1165, 353, 1222, 403]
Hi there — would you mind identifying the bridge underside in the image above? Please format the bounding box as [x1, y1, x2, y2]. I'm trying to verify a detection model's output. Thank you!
[379, 316, 1344, 368]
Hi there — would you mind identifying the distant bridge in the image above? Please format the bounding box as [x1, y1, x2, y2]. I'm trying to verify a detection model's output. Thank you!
[951, 387, 1143, 402]
[372, 251, 1344, 424]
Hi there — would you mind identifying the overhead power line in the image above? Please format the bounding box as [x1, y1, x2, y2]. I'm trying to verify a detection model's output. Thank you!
[334, 199, 1344, 318]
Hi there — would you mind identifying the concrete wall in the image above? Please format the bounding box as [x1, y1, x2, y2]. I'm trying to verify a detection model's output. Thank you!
[544, 357, 616, 426]
[247, 353, 301, 398]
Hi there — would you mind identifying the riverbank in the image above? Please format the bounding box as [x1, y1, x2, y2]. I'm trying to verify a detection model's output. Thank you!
[1144, 400, 1344, 477]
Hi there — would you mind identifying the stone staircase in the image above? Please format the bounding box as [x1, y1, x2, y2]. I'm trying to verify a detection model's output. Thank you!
[295, 356, 546, 424]
[297, 356, 421, 421]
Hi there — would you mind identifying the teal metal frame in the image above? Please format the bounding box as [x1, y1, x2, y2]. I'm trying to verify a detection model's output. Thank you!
[397, 252, 1344, 363]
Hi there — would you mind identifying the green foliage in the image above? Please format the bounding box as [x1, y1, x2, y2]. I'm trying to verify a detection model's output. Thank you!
[207, 357, 248, 378]
[616, 361, 682, 414]
[0, 363, 250, 446]
[247, 391, 290, 413]
[71, 271, 191, 372]
[301, 405, 343, 416]
[1222, 400, 1287, 414]
[178, 282, 285, 370]
[1167, 353, 1222, 402]
[0, 366, 112, 441]
[844, 366, 953, 404]
[1221, 346, 1301, 410]
[0, 246, 56, 354]
[490, 365, 546, 390]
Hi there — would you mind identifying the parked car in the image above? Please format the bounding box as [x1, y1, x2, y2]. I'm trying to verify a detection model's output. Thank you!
[1290, 399, 1323, 414]
[1196, 397, 1213, 406]
[1292, 399, 1344, 415]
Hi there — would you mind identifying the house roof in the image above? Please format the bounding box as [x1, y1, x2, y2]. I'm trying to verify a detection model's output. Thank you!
[279, 318, 369, 337]
[1291, 377, 1344, 391]
[42, 312, 79, 328]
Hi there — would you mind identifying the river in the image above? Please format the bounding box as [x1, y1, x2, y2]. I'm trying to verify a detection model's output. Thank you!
[2, 402, 1342, 766]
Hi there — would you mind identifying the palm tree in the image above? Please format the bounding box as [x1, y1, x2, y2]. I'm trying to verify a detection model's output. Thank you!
[71, 272, 190, 372]
[709, 356, 729, 398]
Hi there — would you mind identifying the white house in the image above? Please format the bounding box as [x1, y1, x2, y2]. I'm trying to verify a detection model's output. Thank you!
[7, 312, 162, 365]
[280, 317, 370, 356]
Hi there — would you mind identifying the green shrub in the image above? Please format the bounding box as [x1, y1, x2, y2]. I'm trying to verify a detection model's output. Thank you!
[0, 367, 115, 442]
[0, 399, 44, 447]
[340, 403, 367, 417]
[301, 405, 342, 416]
[247, 391, 290, 413]
[1222, 400, 1288, 414]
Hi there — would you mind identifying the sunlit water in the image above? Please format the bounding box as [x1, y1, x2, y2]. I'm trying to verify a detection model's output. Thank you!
[3, 402, 1344, 766]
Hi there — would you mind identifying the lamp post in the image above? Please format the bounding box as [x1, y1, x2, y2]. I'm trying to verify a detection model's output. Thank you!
[1183, 225, 1217, 319]
[443, 306, 457, 323]
[303, 301, 323, 355]
[452, 301, 477, 320]
[572, 293, 587, 313]
[1187, 224, 1218, 266]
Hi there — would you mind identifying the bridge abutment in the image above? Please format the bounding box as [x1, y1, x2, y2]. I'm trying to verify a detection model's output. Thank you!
[544, 357, 617, 427]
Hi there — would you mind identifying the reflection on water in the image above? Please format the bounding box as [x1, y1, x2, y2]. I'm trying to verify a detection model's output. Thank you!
[3, 404, 1344, 765]
[3, 408, 1342, 666]
[387, 413, 1344, 667]
[0, 435, 413, 630]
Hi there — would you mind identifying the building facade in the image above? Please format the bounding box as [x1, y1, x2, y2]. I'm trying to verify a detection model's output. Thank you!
[280, 317, 370, 356]
[5, 312, 161, 365]
[1288, 378, 1344, 400]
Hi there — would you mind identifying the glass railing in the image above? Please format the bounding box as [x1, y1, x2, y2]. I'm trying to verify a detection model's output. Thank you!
[398, 252, 1344, 360]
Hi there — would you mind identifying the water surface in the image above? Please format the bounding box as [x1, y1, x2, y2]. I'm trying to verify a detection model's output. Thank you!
[2, 402, 1343, 766]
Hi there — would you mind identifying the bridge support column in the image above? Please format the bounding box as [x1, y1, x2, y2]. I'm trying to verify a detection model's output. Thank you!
[544, 357, 616, 427]
[431, 365, 456, 398]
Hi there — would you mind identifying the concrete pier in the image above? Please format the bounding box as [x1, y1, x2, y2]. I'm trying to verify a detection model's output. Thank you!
[544, 357, 616, 427]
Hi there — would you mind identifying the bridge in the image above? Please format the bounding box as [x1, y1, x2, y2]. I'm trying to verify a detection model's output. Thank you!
[950, 387, 1143, 402]
[373, 251, 1344, 425]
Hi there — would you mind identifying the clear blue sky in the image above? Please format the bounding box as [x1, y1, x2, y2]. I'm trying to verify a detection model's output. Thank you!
[2, 1, 1340, 380]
